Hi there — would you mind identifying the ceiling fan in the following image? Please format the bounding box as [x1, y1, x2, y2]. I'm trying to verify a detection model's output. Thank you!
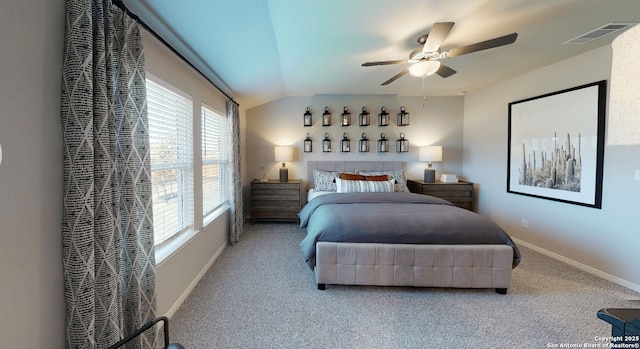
[362, 22, 518, 85]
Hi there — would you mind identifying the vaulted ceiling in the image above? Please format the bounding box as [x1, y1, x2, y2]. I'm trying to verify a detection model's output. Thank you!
[123, 0, 640, 109]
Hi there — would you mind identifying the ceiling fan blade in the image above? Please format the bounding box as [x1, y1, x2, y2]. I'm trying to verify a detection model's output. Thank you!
[445, 32, 518, 58]
[362, 60, 407, 67]
[423, 22, 455, 53]
[435, 64, 457, 78]
[381, 69, 409, 85]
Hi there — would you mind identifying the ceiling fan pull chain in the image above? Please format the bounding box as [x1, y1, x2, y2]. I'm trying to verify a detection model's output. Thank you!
[422, 77, 428, 106]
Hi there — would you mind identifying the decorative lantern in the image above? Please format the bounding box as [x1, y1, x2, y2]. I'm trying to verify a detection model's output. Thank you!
[359, 132, 370, 152]
[304, 133, 312, 152]
[397, 106, 410, 126]
[341, 132, 350, 152]
[396, 132, 409, 152]
[359, 106, 370, 126]
[378, 132, 389, 152]
[341, 106, 351, 126]
[322, 133, 331, 152]
[378, 106, 389, 126]
[322, 106, 331, 126]
[303, 107, 312, 126]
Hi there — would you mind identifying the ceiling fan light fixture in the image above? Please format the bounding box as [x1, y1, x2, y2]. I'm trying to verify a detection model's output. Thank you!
[408, 61, 441, 78]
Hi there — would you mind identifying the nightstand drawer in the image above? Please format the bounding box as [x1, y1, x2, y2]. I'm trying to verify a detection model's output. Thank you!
[419, 182, 472, 192]
[252, 182, 300, 191]
[252, 199, 300, 211]
[251, 210, 299, 220]
[252, 190, 300, 201]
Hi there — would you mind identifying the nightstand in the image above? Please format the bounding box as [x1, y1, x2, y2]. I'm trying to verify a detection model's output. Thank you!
[251, 179, 302, 223]
[407, 179, 474, 211]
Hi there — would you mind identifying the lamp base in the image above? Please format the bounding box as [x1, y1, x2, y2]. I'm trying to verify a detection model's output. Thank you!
[279, 167, 289, 182]
[424, 168, 436, 183]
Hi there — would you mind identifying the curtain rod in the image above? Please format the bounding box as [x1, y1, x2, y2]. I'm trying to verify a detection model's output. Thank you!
[113, 0, 239, 107]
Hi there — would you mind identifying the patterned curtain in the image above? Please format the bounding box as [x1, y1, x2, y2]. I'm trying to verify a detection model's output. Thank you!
[61, 1, 157, 348]
[228, 100, 244, 244]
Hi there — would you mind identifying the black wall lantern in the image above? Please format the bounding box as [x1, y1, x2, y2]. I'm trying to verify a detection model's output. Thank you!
[303, 107, 312, 126]
[396, 132, 409, 152]
[359, 132, 370, 152]
[378, 106, 389, 126]
[322, 106, 331, 126]
[397, 106, 410, 126]
[304, 133, 312, 152]
[378, 132, 389, 152]
[341, 132, 350, 152]
[359, 106, 370, 126]
[341, 106, 351, 126]
[322, 133, 331, 152]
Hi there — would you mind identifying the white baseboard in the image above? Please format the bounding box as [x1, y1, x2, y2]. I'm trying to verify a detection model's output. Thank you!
[512, 237, 640, 294]
[164, 239, 228, 318]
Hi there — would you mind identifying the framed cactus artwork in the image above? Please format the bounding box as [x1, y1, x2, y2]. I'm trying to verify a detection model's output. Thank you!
[507, 80, 606, 209]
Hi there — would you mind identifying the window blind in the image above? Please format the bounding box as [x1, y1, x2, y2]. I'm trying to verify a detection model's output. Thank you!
[202, 105, 230, 217]
[146, 78, 194, 245]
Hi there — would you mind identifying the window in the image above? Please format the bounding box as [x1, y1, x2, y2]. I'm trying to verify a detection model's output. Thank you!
[202, 105, 230, 219]
[146, 77, 194, 246]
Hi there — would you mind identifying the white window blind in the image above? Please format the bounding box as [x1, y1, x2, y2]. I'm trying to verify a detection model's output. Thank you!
[146, 77, 194, 246]
[202, 105, 230, 218]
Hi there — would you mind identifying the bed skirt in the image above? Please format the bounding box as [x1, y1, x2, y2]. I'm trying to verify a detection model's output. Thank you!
[315, 242, 513, 294]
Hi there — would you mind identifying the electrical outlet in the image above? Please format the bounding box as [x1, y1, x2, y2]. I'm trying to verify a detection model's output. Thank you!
[521, 219, 529, 229]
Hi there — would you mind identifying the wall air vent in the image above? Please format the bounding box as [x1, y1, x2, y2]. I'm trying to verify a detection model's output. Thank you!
[563, 23, 637, 44]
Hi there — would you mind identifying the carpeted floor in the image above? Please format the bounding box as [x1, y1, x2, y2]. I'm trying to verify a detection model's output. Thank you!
[168, 223, 639, 349]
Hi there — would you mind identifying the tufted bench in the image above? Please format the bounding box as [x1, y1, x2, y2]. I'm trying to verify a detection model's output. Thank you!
[315, 242, 513, 294]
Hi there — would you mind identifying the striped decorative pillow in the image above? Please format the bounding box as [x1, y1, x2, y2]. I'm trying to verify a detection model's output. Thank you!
[360, 170, 409, 192]
[335, 178, 396, 193]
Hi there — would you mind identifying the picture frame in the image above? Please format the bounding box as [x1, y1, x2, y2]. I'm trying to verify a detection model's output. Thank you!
[507, 80, 606, 208]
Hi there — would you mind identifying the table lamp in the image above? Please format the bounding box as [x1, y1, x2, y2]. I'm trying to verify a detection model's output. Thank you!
[419, 146, 442, 183]
[274, 146, 293, 182]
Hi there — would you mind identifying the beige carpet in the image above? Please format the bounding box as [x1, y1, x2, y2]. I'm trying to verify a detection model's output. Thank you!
[168, 223, 639, 349]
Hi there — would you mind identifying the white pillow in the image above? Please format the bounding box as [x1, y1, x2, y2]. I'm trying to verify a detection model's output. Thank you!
[335, 178, 395, 193]
[359, 170, 409, 193]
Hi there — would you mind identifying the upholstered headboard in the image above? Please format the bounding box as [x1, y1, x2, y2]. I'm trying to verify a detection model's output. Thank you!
[306, 161, 404, 188]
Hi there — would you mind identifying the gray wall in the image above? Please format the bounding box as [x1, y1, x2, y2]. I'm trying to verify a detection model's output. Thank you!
[245, 95, 464, 195]
[0, 0, 65, 347]
[463, 45, 640, 290]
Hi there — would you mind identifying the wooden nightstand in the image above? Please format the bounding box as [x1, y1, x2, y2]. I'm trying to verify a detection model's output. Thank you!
[251, 179, 302, 223]
[407, 179, 474, 211]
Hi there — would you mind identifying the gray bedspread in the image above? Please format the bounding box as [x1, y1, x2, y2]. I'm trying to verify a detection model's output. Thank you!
[299, 192, 521, 269]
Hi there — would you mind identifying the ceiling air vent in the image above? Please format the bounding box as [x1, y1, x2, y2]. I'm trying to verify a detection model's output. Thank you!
[563, 23, 637, 44]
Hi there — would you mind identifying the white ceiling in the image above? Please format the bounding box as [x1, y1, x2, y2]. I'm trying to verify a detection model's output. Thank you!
[123, 0, 640, 109]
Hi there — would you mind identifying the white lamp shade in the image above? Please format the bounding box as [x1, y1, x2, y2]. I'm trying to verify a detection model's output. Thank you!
[274, 146, 294, 162]
[419, 146, 443, 162]
[408, 61, 441, 78]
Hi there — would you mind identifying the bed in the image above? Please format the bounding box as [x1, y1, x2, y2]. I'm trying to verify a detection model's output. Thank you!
[299, 161, 521, 294]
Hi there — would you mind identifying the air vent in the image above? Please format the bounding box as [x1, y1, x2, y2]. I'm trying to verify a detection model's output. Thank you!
[563, 23, 637, 44]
